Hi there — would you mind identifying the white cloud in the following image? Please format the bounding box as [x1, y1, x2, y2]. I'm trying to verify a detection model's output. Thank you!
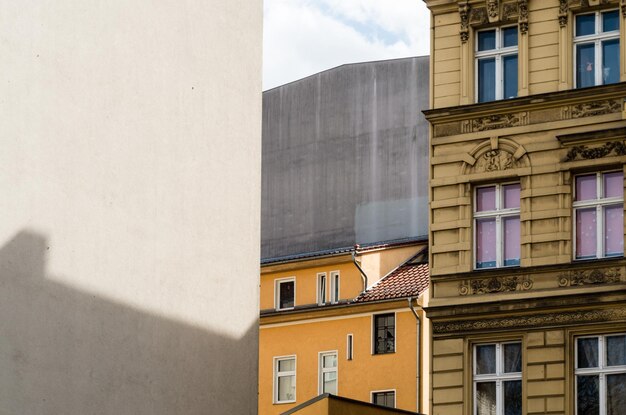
[263, 0, 430, 90]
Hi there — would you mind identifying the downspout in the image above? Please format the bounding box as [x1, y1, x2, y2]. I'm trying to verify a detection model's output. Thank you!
[351, 248, 368, 293]
[408, 296, 421, 414]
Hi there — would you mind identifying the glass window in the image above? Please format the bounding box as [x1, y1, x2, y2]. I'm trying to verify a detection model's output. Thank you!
[347, 334, 353, 360]
[275, 357, 296, 403]
[330, 271, 340, 304]
[319, 352, 338, 395]
[372, 391, 395, 408]
[475, 26, 518, 102]
[474, 183, 521, 269]
[473, 342, 522, 415]
[373, 313, 395, 354]
[576, 334, 626, 414]
[276, 278, 295, 310]
[317, 273, 327, 306]
[575, 10, 620, 88]
[574, 171, 624, 260]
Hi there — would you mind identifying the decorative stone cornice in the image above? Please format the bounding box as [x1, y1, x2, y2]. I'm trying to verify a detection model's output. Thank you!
[433, 307, 626, 334]
[564, 141, 626, 161]
[459, 275, 533, 295]
[558, 268, 622, 286]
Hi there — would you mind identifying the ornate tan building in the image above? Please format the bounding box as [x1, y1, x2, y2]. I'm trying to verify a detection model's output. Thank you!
[423, 0, 626, 414]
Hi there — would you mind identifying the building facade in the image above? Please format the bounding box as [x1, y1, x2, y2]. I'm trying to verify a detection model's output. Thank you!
[0, 2, 261, 414]
[259, 242, 430, 415]
[424, 0, 626, 414]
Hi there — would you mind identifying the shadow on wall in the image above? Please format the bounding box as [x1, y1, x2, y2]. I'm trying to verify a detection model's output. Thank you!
[0, 230, 257, 415]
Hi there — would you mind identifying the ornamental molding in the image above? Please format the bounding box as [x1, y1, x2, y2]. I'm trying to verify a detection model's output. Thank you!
[518, 0, 528, 33]
[564, 141, 626, 161]
[459, 275, 533, 295]
[474, 149, 516, 172]
[559, 0, 568, 26]
[459, 1, 470, 42]
[502, 2, 519, 20]
[558, 268, 622, 287]
[463, 112, 528, 132]
[433, 307, 626, 334]
[571, 99, 622, 118]
[487, 0, 499, 22]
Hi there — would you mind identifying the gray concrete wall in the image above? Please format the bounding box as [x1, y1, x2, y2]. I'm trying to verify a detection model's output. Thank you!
[262, 57, 429, 259]
[0, 2, 261, 414]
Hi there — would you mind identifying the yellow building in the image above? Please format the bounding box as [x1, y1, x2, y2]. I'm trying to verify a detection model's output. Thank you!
[259, 241, 431, 415]
[423, 0, 626, 414]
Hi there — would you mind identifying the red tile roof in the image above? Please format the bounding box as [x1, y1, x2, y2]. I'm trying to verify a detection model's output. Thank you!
[355, 254, 429, 303]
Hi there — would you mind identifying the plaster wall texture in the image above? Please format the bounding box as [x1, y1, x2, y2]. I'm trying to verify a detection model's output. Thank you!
[262, 57, 430, 259]
[0, 2, 261, 414]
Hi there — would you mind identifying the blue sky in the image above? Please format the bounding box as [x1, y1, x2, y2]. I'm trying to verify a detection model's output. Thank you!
[263, 0, 431, 90]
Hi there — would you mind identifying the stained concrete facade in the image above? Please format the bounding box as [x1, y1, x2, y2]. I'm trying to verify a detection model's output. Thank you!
[0, 2, 261, 414]
[262, 57, 430, 259]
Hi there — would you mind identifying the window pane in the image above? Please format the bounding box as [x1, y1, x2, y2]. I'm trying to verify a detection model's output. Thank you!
[504, 380, 522, 415]
[323, 371, 337, 394]
[319, 275, 326, 304]
[503, 216, 520, 266]
[476, 344, 496, 374]
[279, 281, 294, 308]
[504, 343, 522, 373]
[604, 172, 624, 198]
[476, 218, 497, 268]
[604, 204, 623, 257]
[374, 392, 394, 408]
[478, 58, 496, 102]
[576, 174, 597, 201]
[576, 14, 596, 36]
[477, 186, 497, 211]
[503, 183, 521, 209]
[602, 39, 620, 85]
[503, 54, 518, 99]
[577, 375, 600, 415]
[478, 30, 496, 51]
[278, 375, 296, 401]
[278, 358, 295, 372]
[323, 354, 337, 368]
[476, 382, 497, 415]
[577, 43, 596, 88]
[502, 27, 518, 47]
[603, 10, 619, 32]
[578, 337, 599, 368]
[607, 373, 626, 415]
[576, 208, 597, 259]
[607, 335, 626, 366]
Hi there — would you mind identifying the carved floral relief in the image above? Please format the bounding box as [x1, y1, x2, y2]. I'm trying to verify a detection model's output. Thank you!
[459, 275, 533, 295]
[558, 268, 622, 286]
[564, 141, 626, 161]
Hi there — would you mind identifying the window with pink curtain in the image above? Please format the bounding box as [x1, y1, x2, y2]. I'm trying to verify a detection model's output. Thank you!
[574, 171, 623, 260]
[475, 183, 520, 269]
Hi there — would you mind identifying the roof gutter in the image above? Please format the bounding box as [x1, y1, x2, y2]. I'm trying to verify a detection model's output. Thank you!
[351, 249, 369, 293]
[408, 296, 421, 414]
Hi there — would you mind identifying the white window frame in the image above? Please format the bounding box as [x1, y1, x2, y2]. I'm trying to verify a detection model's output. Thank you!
[275, 277, 296, 311]
[573, 10, 620, 88]
[572, 171, 624, 260]
[372, 312, 396, 355]
[371, 389, 396, 408]
[474, 25, 518, 102]
[318, 350, 338, 395]
[472, 342, 522, 415]
[274, 355, 296, 404]
[330, 270, 340, 304]
[317, 272, 327, 306]
[347, 334, 354, 360]
[473, 182, 521, 269]
[575, 334, 626, 415]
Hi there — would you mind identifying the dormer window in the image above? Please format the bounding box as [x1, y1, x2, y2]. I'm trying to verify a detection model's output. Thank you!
[476, 26, 518, 102]
[574, 10, 620, 88]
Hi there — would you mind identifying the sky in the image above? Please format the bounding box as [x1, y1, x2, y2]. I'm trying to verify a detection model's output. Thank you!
[263, 0, 431, 90]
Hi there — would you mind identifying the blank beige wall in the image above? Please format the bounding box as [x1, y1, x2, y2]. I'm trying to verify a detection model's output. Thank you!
[0, 1, 261, 414]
